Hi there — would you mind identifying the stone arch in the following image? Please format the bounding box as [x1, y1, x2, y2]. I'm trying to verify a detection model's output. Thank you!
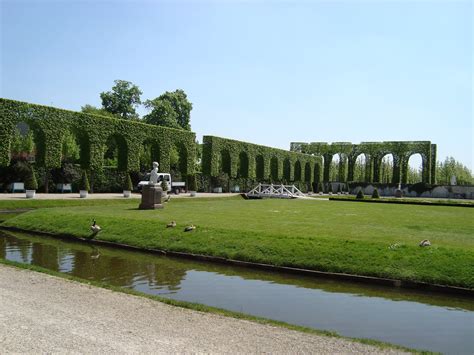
[403, 153, 424, 184]
[104, 133, 128, 171]
[353, 153, 366, 182]
[174, 142, 189, 176]
[376, 153, 394, 183]
[304, 162, 312, 183]
[255, 155, 264, 180]
[69, 128, 91, 169]
[238, 151, 249, 178]
[283, 158, 291, 183]
[294, 160, 302, 181]
[270, 156, 279, 182]
[140, 138, 160, 172]
[220, 150, 231, 176]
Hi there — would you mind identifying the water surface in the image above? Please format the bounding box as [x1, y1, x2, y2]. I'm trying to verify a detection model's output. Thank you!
[1, 231, 473, 354]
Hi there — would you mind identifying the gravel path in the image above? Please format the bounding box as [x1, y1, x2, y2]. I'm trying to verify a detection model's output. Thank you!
[0, 264, 406, 354]
[0, 192, 238, 200]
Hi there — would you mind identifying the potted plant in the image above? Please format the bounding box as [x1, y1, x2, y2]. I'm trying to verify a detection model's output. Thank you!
[328, 183, 333, 195]
[161, 179, 168, 197]
[188, 174, 197, 197]
[356, 188, 364, 199]
[372, 188, 380, 199]
[79, 170, 90, 198]
[24, 166, 38, 199]
[123, 173, 133, 198]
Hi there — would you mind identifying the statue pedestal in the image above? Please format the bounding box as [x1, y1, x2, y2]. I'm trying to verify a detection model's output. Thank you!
[139, 184, 164, 210]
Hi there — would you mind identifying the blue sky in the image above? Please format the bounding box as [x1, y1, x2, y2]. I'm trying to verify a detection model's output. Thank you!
[1, 0, 472, 169]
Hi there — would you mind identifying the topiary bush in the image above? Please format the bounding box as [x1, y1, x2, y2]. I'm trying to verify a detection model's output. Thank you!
[80, 170, 90, 192]
[356, 189, 364, 199]
[372, 188, 380, 198]
[327, 183, 333, 194]
[24, 166, 38, 190]
[123, 173, 133, 191]
[161, 179, 168, 192]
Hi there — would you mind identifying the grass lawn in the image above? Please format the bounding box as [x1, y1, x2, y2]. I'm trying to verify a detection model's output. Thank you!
[2, 197, 473, 288]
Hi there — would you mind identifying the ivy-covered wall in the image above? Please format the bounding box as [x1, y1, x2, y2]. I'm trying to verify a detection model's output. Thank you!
[0, 98, 196, 175]
[202, 136, 322, 185]
[291, 141, 437, 184]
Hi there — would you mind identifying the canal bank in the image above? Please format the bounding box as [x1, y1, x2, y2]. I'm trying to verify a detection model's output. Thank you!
[0, 263, 407, 354]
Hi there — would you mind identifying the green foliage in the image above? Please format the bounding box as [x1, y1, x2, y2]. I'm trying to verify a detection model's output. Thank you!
[50, 162, 80, 184]
[80, 170, 90, 192]
[100, 80, 142, 120]
[356, 189, 364, 199]
[437, 157, 474, 185]
[123, 173, 133, 191]
[145, 90, 192, 130]
[81, 104, 118, 119]
[318, 182, 324, 193]
[202, 136, 321, 184]
[61, 131, 80, 163]
[187, 174, 197, 191]
[371, 188, 380, 199]
[0, 99, 196, 179]
[24, 166, 38, 190]
[143, 100, 180, 129]
[161, 179, 168, 192]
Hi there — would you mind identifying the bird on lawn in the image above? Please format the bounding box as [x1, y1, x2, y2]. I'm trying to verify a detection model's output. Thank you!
[167, 221, 177, 228]
[419, 239, 431, 247]
[90, 219, 101, 234]
[184, 224, 196, 232]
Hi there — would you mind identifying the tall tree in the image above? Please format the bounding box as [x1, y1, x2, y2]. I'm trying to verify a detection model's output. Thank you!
[144, 89, 192, 130]
[143, 100, 180, 129]
[100, 80, 142, 120]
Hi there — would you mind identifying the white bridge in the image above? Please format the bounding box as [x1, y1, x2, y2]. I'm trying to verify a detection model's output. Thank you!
[246, 183, 306, 199]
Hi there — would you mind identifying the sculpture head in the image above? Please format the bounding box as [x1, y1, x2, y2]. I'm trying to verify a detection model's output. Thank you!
[152, 161, 159, 169]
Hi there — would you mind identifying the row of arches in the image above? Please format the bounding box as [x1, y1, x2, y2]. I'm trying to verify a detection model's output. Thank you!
[216, 149, 322, 184]
[292, 141, 436, 184]
[8, 121, 191, 175]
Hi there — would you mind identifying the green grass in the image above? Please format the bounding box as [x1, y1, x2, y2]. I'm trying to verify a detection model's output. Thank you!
[2, 197, 473, 288]
[0, 198, 137, 210]
[0, 259, 429, 354]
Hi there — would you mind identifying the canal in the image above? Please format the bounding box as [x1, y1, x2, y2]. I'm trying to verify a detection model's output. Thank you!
[1, 230, 473, 354]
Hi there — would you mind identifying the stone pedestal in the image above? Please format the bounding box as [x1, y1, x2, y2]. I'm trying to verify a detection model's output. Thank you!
[139, 184, 164, 210]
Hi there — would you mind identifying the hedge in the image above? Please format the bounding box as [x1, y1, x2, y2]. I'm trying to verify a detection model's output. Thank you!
[202, 136, 322, 185]
[0, 98, 196, 177]
[291, 140, 436, 184]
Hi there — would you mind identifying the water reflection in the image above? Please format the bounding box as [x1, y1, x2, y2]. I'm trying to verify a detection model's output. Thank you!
[1, 231, 473, 354]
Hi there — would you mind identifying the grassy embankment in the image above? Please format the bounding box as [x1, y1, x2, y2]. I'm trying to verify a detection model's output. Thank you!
[1, 197, 473, 288]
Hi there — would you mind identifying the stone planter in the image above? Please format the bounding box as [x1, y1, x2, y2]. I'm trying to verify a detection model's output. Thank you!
[25, 190, 36, 199]
[189, 191, 197, 197]
[123, 190, 131, 198]
[79, 190, 88, 198]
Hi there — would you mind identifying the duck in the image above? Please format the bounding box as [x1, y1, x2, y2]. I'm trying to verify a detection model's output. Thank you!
[184, 224, 196, 232]
[419, 239, 431, 247]
[90, 219, 101, 234]
[167, 221, 177, 228]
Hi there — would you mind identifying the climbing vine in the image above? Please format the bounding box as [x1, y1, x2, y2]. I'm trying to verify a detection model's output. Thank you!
[202, 136, 322, 183]
[0, 98, 196, 175]
[291, 140, 436, 184]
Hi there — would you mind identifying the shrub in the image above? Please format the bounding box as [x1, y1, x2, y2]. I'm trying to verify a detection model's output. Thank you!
[318, 182, 324, 193]
[356, 189, 364, 199]
[123, 173, 133, 191]
[80, 170, 90, 192]
[24, 166, 38, 190]
[372, 188, 380, 198]
[161, 179, 168, 192]
[187, 174, 197, 191]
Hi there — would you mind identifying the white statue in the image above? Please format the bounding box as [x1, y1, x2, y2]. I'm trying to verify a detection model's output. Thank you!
[149, 161, 159, 184]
